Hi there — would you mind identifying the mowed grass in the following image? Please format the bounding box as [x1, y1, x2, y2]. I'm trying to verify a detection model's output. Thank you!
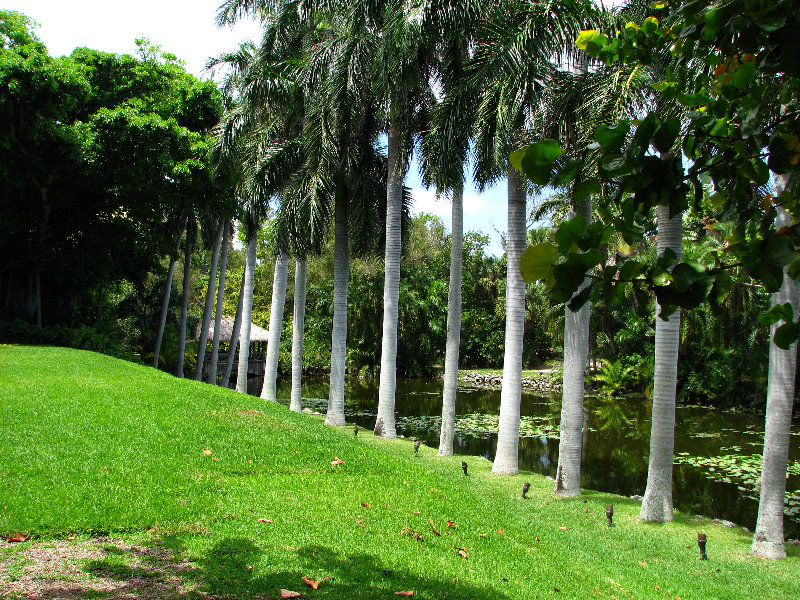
[1, 345, 798, 600]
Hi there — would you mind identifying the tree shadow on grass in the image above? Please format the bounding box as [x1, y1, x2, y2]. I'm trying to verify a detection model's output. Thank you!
[196, 538, 512, 600]
[5, 535, 512, 600]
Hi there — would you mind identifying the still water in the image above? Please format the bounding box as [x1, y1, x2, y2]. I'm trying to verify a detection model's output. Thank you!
[251, 376, 800, 537]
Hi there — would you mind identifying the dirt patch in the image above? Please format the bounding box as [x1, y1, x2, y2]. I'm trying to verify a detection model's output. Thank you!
[0, 537, 204, 600]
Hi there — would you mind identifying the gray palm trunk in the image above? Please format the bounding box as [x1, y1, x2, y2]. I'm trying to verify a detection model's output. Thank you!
[175, 223, 193, 378]
[261, 251, 290, 401]
[325, 184, 349, 426]
[492, 167, 527, 475]
[640, 205, 682, 521]
[751, 200, 799, 559]
[236, 234, 258, 394]
[195, 221, 224, 381]
[153, 218, 186, 368]
[438, 179, 464, 456]
[375, 121, 403, 439]
[222, 268, 245, 388]
[555, 199, 592, 496]
[290, 258, 308, 413]
[209, 221, 231, 384]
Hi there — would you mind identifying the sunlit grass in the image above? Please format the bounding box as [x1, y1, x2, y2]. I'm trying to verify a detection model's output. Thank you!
[1, 345, 797, 599]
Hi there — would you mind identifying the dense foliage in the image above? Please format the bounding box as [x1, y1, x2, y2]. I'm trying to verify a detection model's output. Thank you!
[0, 11, 223, 328]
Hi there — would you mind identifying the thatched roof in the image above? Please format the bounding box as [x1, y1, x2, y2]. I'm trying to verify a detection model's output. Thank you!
[196, 317, 270, 342]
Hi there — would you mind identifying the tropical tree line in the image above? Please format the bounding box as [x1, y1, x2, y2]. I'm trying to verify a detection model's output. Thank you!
[2, 0, 797, 559]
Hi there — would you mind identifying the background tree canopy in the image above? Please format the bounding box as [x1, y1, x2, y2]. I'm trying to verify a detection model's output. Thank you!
[0, 11, 222, 327]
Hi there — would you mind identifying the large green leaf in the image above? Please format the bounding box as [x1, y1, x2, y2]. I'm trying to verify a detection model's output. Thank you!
[554, 215, 586, 253]
[510, 140, 563, 186]
[520, 242, 558, 283]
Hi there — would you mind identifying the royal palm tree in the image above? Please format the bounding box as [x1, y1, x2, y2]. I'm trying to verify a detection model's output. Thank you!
[195, 218, 225, 380]
[153, 214, 186, 368]
[751, 192, 800, 559]
[209, 220, 232, 383]
[468, 0, 595, 474]
[175, 213, 195, 378]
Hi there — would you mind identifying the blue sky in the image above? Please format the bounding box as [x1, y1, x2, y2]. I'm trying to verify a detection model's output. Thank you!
[7, 0, 511, 256]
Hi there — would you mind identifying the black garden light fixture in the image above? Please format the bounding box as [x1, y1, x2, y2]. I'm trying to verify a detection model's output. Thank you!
[354, 424, 359, 437]
[522, 482, 530, 499]
[698, 533, 708, 560]
[606, 505, 614, 527]
[462, 461, 468, 475]
[414, 439, 421, 456]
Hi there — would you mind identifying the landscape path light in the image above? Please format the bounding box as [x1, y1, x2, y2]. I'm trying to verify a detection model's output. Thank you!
[522, 482, 530, 499]
[698, 533, 708, 560]
[606, 505, 614, 527]
[462, 461, 468, 475]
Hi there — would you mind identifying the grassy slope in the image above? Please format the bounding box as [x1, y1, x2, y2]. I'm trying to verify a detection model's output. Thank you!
[0, 345, 797, 600]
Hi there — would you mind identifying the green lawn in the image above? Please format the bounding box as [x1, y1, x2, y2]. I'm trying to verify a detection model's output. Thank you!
[1, 345, 797, 599]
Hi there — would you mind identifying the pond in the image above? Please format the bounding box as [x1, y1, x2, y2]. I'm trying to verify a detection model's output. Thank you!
[250, 375, 800, 538]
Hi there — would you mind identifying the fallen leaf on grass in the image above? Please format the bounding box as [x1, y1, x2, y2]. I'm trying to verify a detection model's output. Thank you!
[7, 532, 28, 543]
[429, 519, 441, 536]
[67, 533, 77, 540]
[412, 511, 420, 515]
[446, 520, 456, 528]
[479, 533, 488, 537]
[257, 519, 274, 523]
[330, 457, 344, 465]
[362, 502, 371, 508]
[212, 457, 220, 462]
[302, 577, 320, 590]
[395, 591, 414, 596]
[280, 590, 302, 599]
[559, 526, 568, 531]
[497, 528, 503, 535]
[638, 560, 648, 567]
[457, 550, 468, 558]
[203, 450, 213, 456]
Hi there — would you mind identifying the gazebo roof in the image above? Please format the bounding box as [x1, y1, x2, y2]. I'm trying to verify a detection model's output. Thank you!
[196, 317, 269, 342]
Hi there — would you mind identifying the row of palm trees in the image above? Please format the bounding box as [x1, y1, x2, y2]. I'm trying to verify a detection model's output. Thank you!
[153, 0, 794, 560]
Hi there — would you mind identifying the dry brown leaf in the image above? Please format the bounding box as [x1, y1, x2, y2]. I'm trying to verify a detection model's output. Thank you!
[559, 526, 568, 531]
[413, 511, 420, 515]
[203, 450, 213, 456]
[212, 457, 220, 462]
[479, 533, 488, 537]
[535, 537, 541, 542]
[330, 457, 344, 465]
[362, 502, 370, 508]
[302, 576, 321, 590]
[7, 532, 28, 543]
[638, 560, 648, 567]
[257, 518, 274, 523]
[497, 528, 503, 535]
[655, 585, 662, 590]
[395, 591, 414, 596]
[446, 520, 456, 528]
[457, 550, 468, 558]
[280, 590, 302, 599]
[67, 533, 77, 541]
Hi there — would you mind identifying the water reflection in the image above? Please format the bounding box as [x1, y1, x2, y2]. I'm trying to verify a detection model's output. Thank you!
[247, 375, 799, 537]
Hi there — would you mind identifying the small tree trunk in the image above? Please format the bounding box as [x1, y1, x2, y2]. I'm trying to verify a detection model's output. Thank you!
[236, 232, 258, 394]
[153, 218, 186, 368]
[195, 221, 224, 380]
[175, 219, 194, 378]
[222, 266, 245, 388]
[640, 205, 682, 521]
[439, 179, 464, 456]
[375, 120, 403, 439]
[493, 167, 526, 475]
[751, 199, 799, 559]
[209, 221, 231, 383]
[326, 178, 349, 426]
[555, 199, 592, 497]
[290, 258, 308, 413]
[261, 251, 290, 401]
